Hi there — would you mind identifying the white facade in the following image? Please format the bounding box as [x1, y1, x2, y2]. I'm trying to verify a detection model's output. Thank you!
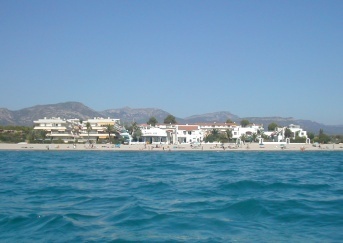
[80, 117, 121, 141]
[141, 126, 168, 144]
[175, 125, 203, 144]
[198, 122, 236, 136]
[33, 117, 72, 140]
[261, 124, 308, 143]
[139, 124, 205, 144]
[231, 124, 263, 140]
[139, 123, 264, 144]
[288, 124, 308, 139]
[33, 117, 122, 142]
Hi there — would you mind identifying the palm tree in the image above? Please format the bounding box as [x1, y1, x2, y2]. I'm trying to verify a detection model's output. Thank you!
[86, 122, 91, 142]
[240, 134, 246, 143]
[284, 128, 292, 138]
[211, 129, 219, 136]
[40, 130, 47, 144]
[130, 122, 142, 142]
[131, 122, 138, 134]
[105, 124, 115, 143]
[225, 129, 233, 142]
[252, 133, 257, 142]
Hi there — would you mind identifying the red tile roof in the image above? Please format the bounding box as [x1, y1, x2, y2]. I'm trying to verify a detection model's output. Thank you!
[177, 125, 199, 131]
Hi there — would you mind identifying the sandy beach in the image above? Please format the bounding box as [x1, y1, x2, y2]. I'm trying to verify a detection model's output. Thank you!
[1, 142, 342, 152]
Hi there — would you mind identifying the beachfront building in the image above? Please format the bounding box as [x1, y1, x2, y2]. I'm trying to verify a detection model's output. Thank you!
[260, 124, 309, 144]
[231, 124, 264, 141]
[263, 127, 285, 142]
[139, 124, 205, 144]
[80, 117, 122, 142]
[140, 125, 168, 144]
[33, 117, 123, 143]
[288, 124, 308, 139]
[139, 122, 264, 144]
[137, 122, 309, 145]
[33, 117, 81, 142]
[139, 124, 204, 144]
[174, 125, 203, 144]
[198, 122, 237, 136]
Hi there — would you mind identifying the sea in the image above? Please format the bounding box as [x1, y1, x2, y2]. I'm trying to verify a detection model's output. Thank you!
[0, 151, 342, 242]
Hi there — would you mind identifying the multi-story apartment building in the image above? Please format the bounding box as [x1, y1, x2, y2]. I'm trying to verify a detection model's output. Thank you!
[80, 117, 121, 142]
[33, 117, 122, 143]
[33, 117, 77, 142]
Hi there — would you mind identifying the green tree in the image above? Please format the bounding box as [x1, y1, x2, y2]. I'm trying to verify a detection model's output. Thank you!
[133, 127, 142, 142]
[0, 125, 32, 143]
[26, 130, 35, 143]
[147, 117, 158, 126]
[86, 122, 92, 142]
[319, 129, 324, 136]
[316, 129, 331, 144]
[291, 136, 306, 143]
[226, 119, 233, 123]
[204, 129, 221, 143]
[225, 129, 233, 142]
[129, 122, 142, 142]
[268, 122, 278, 131]
[240, 119, 250, 127]
[105, 124, 114, 143]
[211, 129, 219, 136]
[307, 132, 315, 140]
[219, 133, 228, 143]
[284, 128, 292, 138]
[164, 115, 177, 124]
[39, 130, 47, 143]
[252, 133, 258, 142]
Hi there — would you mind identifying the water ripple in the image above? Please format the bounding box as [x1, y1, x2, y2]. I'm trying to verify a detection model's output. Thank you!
[0, 151, 342, 242]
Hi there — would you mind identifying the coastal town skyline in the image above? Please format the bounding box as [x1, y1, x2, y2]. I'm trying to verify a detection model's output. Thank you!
[1, 1, 342, 125]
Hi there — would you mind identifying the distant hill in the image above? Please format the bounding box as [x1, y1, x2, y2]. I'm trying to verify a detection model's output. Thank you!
[184, 111, 240, 124]
[244, 117, 343, 134]
[0, 102, 342, 134]
[101, 107, 185, 125]
[0, 102, 102, 126]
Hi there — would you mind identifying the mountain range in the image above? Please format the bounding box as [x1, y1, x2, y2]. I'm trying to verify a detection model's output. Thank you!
[0, 101, 342, 134]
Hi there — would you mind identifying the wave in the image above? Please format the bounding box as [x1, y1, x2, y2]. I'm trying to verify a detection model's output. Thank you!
[1, 151, 342, 242]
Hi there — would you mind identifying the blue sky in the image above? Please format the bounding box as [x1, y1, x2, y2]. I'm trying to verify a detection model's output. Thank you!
[1, 1, 342, 125]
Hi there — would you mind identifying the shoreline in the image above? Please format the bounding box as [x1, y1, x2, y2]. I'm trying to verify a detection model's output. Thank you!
[1, 143, 342, 152]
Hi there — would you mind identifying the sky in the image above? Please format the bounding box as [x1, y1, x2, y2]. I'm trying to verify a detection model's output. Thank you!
[1, 0, 342, 125]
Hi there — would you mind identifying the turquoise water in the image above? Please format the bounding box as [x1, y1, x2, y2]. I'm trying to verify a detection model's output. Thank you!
[1, 151, 342, 242]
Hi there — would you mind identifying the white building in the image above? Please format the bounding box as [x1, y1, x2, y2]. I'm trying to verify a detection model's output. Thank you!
[198, 122, 236, 136]
[80, 117, 122, 142]
[288, 124, 308, 139]
[231, 124, 263, 141]
[172, 125, 203, 144]
[139, 124, 204, 144]
[138, 122, 265, 144]
[140, 125, 168, 144]
[33, 117, 75, 141]
[260, 124, 309, 144]
[33, 117, 122, 143]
